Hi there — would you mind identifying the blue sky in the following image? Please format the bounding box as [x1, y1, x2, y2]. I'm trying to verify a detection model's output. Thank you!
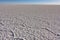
[0, 0, 60, 3]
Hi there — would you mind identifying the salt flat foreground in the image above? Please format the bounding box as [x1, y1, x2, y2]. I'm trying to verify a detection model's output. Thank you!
[0, 5, 60, 40]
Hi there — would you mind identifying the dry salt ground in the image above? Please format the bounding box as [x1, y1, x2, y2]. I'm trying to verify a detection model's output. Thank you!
[0, 5, 60, 40]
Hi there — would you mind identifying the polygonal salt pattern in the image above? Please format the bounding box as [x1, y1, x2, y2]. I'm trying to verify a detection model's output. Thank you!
[0, 14, 58, 40]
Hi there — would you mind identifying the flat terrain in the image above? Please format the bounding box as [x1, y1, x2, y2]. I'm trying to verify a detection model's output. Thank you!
[0, 5, 60, 40]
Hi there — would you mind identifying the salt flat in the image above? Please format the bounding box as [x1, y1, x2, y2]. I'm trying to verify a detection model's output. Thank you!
[0, 5, 60, 40]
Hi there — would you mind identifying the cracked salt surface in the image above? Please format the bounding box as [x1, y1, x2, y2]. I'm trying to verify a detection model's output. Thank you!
[0, 14, 59, 40]
[0, 5, 60, 40]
